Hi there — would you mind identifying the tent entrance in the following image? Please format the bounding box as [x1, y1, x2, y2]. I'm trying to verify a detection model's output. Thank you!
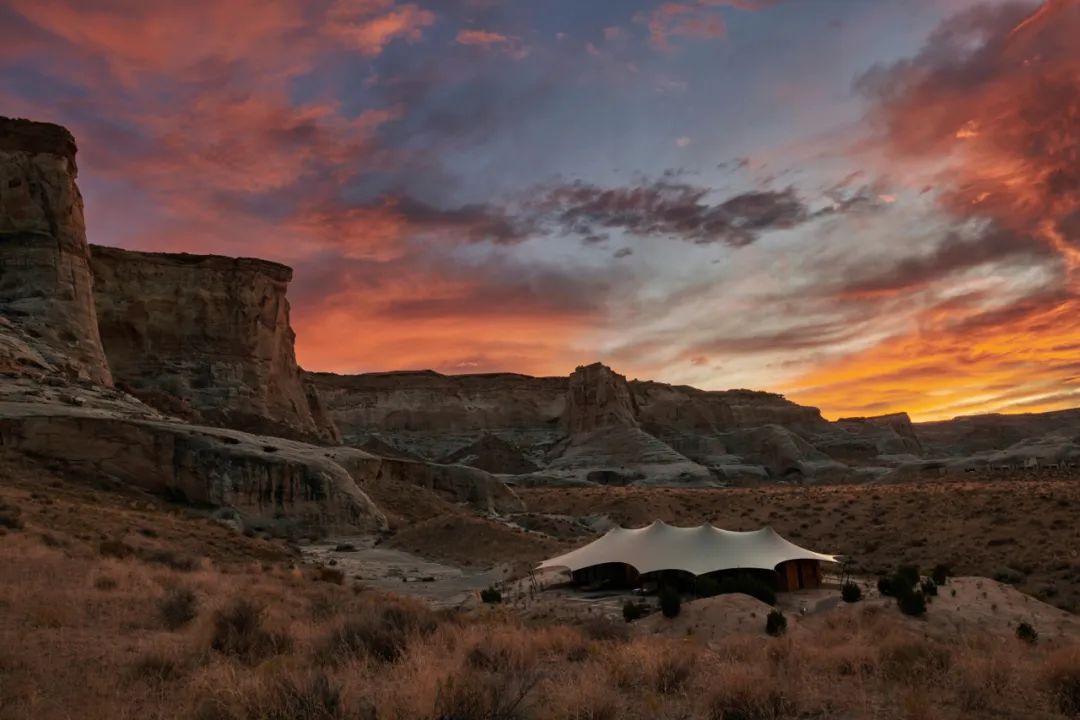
[775, 559, 822, 591]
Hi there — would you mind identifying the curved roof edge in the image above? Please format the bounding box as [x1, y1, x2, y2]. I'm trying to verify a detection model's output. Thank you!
[537, 523, 838, 576]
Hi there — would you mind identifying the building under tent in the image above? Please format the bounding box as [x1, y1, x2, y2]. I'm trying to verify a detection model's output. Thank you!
[537, 521, 838, 592]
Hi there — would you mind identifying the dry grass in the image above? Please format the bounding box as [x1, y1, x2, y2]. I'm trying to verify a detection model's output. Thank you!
[2, 510, 1076, 720]
[2, 451, 1080, 719]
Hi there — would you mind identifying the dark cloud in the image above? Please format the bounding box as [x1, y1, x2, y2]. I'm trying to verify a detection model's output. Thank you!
[532, 179, 811, 247]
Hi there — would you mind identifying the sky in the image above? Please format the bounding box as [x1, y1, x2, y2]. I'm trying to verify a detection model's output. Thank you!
[1, 0, 1078, 422]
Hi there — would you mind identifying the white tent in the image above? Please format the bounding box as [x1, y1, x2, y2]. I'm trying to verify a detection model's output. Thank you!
[537, 521, 838, 576]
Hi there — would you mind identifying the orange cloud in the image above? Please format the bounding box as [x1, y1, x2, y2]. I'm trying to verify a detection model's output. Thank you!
[455, 29, 529, 59]
[787, 0, 1080, 421]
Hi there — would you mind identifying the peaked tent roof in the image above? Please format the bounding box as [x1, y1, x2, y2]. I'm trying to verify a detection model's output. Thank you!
[537, 521, 838, 576]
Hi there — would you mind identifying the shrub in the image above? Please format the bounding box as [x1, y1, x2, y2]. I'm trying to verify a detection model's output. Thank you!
[94, 576, 118, 591]
[1043, 649, 1080, 715]
[139, 548, 199, 572]
[622, 600, 650, 623]
[658, 587, 681, 619]
[765, 610, 787, 637]
[314, 567, 344, 585]
[931, 564, 950, 585]
[208, 599, 292, 664]
[897, 591, 927, 617]
[261, 673, 344, 720]
[654, 650, 694, 695]
[877, 576, 895, 597]
[480, 586, 502, 604]
[894, 565, 920, 593]
[920, 579, 938, 597]
[879, 639, 951, 682]
[1016, 622, 1038, 644]
[320, 600, 437, 664]
[841, 582, 862, 603]
[159, 587, 198, 631]
[0, 503, 23, 530]
[707, 672, 795, 720]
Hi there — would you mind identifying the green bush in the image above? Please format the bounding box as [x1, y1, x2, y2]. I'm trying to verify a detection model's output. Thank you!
[931, 564, 951, 585]
[765, 610, 787, 636]
[159, 587, 198, 631]
[1016, 622, 1038, 644]
[659, 587, 681, 619]
[479, 586, 502, 604]
[622, 600, 650, 623]
[841, 582, 862, 603]
[897, 591, 927, 617]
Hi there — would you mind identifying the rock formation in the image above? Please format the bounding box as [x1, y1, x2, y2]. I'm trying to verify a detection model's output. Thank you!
[563, 362, 638, 434]
[0, 118, 112, 385]
[90, 245, 339, 444]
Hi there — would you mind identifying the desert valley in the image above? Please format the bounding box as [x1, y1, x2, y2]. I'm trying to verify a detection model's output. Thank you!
[2, 113, 1080, 719]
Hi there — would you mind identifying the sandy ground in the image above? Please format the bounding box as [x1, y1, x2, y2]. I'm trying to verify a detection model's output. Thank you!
[301, 536, 514, 607]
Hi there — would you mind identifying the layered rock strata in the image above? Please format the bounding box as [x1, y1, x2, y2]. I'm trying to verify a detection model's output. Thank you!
[0, 118, 112, 385]
[90, 246, 339, 443]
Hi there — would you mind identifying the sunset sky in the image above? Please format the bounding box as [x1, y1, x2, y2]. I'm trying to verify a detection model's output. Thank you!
[2, 0, 1078, 421]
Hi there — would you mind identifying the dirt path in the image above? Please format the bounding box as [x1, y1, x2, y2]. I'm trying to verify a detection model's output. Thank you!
[301, 536, 511, 607]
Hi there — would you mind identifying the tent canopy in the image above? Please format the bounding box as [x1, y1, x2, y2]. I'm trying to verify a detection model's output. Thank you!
[537, 521, 838, 577]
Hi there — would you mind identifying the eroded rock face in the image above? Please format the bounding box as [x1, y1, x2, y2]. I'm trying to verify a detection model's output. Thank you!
[0, 117, 112, 385]
[563, 363, 638, 435]
[0, 404, 385, 534]
[90, 246, 339, 444]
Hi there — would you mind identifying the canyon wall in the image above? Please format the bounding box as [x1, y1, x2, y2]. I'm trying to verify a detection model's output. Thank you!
[0, 118, 112, 385]
[90, 246, 339, 444]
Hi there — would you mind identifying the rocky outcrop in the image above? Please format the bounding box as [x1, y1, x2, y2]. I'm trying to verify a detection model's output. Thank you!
[90, 246, 339, 444]
[563, 363, 638, 434]
[308, 369, 567, 460]
[815, 412, 923, 462]
[439, 434, 539, 474]
[0, 117, 112, 385]
[0, 403, 385, 535]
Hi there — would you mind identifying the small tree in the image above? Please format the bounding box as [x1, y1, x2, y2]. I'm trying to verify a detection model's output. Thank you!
[931, 564, 951, 585]
[841, 582, 862, 603]
[898, 590, 926, 617]
[659, 587, 681, 619]
[765, 610, 787, 636]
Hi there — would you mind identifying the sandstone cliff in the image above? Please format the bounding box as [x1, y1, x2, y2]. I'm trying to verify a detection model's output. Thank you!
[0, 118, 112, 385]
[90, 245, 339, 444]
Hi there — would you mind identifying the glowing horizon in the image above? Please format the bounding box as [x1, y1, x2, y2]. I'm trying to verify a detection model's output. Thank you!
[3, 0, 1078, 423]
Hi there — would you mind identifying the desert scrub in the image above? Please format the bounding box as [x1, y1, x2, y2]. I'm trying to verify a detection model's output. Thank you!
[207, 598, 292, 664]
[841, 582, 862, 603]
[622, 599, 650, 622]
[1016, 622, 1038, 644]
[159, 586, 198, 630]
[480, 586, 502, 604]
[765, 610, 787, 637]
[658, 587, 681, 618]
